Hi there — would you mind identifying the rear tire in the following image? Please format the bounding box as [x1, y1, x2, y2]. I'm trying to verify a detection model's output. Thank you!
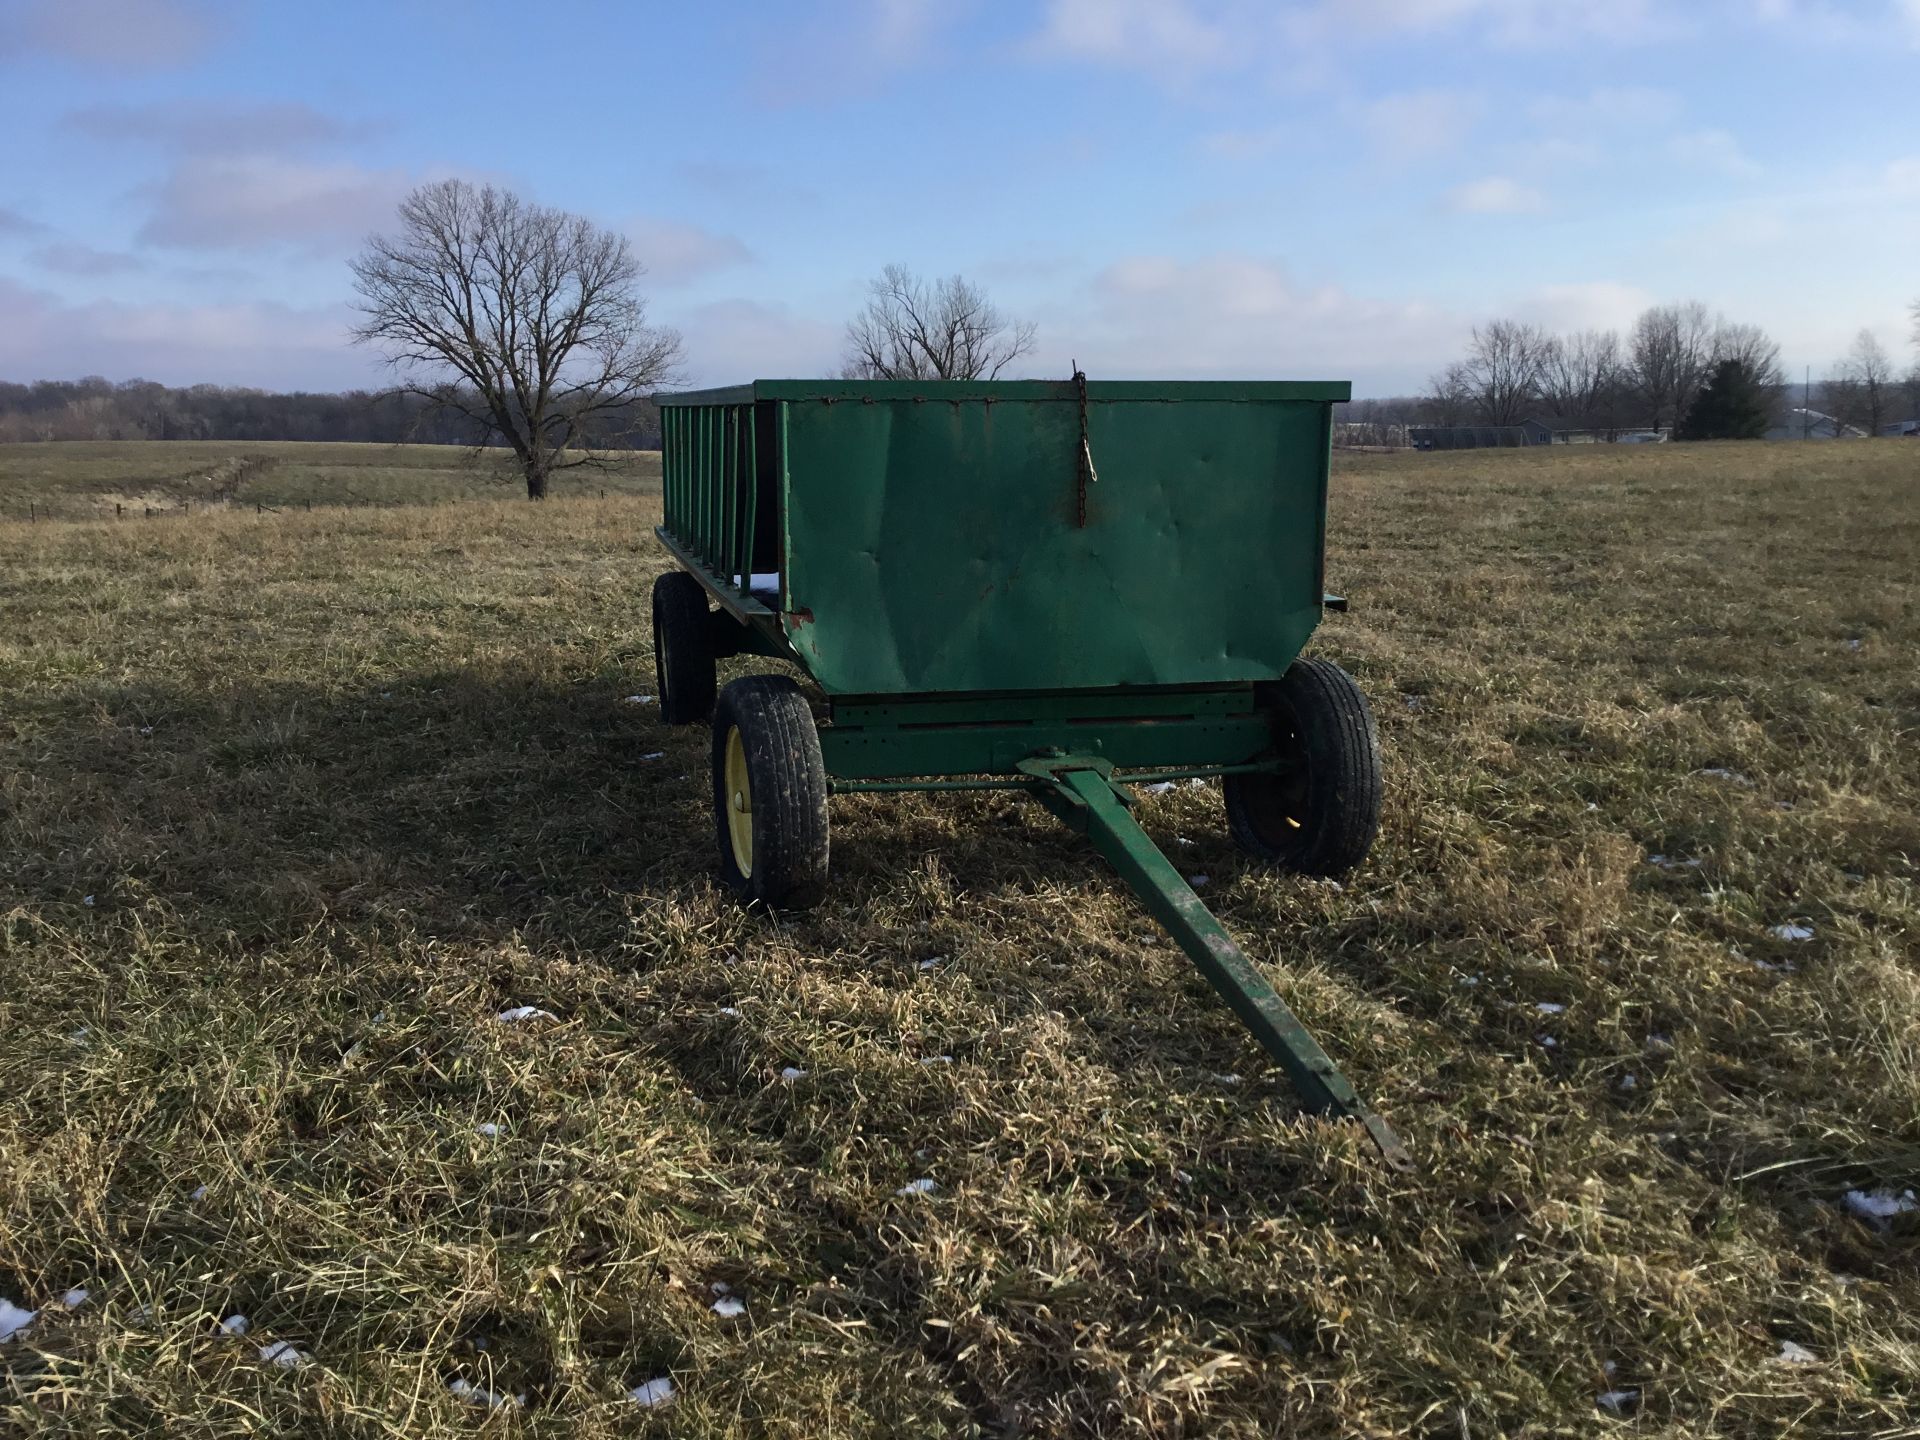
[1225, 658, 1382, 877]
[712, 675, 830, 909]
[653, 571, 715, 724]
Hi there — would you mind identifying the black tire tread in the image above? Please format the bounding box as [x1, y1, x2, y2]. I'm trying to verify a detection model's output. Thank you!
[1225, 657, 1382, 876]
[653, 570, 716, 724]
[712, 675, 830, 909]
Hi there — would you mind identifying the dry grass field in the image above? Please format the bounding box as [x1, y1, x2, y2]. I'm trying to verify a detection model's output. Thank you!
[0, 440, 662, 521]
[1, 438, 1916, 1437]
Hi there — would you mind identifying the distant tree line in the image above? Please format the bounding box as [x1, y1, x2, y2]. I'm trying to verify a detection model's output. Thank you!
[0, 375, 663, 450]
[1407, 300, 1920, 441]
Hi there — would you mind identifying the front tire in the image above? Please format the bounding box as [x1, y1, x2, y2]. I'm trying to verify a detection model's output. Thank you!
[712, 675, 830, 909]
[653, 571, 716, 724]
[1225, 658, 1382, 877]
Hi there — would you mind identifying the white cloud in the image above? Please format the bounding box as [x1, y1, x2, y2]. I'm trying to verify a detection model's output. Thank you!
[1516, 281, 1656, 334]
[1446, 176, 1546, 213]
[1027, 0, 1233, 72]
[0, 206, 49, 237]
[1038, 254, 1467, 393]
[1668, 128, 1762, 177]
[0, 0, 213, 68]
[29, 241, 146, 277]
[65, 100, 371, 155]
[750, 0, 967, 105]
[667, 298, 842, 386]
[1362, 90, 1482, 161]
[1527, 85, 1680, 130]
[624, 219, 753, 287]
[137, 157, 418, 254]
[0, 277, 372, 390]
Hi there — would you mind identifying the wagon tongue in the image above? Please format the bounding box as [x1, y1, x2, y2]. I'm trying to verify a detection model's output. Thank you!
[1017, 754, 1414, 1173]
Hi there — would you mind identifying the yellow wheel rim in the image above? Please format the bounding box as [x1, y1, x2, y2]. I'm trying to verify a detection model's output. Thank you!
[724, 725, 753, 878]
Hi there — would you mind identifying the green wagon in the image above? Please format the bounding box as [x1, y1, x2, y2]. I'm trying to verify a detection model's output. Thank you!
[650, 377, 1406, 1166]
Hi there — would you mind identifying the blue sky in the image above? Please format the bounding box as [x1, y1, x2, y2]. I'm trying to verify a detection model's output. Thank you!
[1, 0, 1916, 396]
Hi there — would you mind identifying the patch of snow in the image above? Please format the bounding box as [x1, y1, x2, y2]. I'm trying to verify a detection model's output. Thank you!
[1846, 638, 1862, 650]
[496, 1006, 556, 1022]
[630, 1377, 675, 1407]
[1141, 781, 1177, 796]
[1585, 802, 1600, 812]
[717, 1006, 740, 1017]
[448, 1378, 520, 1408]
[708, 1281, 731, 1296]
[1186, 777, 1207, 789]
[1596, 1388, 1638, 1413]
[1209, 1072, 1242, 1086]
[1536, 1034, 1559, 1049]
[475, 1123, 500, 1138]
[139, 725, 154, 736]
[1748, 954, 1796, 974]
[1694, 767, 1754, 786]
[1768, 923, 1814, 942]
[1402, 695, 1425, 711]
[69, 1027, 90, 1044]
[59, 1288, 88, 1309]
[1457, 973, 1482, 987]
[916, 956, 944, 971]
[1646, 1033, 1674, 1054]
[1174, 836, 1195, 847]
[1774, 1340, 1816, 1365]
[1618, 1073, 1638, 1092]
[1186, 874, 1210, 888]
[779, 1066, 807, 1082]
[639, 750, 666, 761]
[1842, 1188, 1917, 1221]
[83, 895, 95, 907]
[710, 1296, 747, 1318]
[258, 1340, 309, 1369]
[220, 1314, 250, 1336]
[624, 694, 656, 705]
[0, 1298, 37, 1342]
[896, 1178, 938, 1196]
[1536, 1002, 1566, 1014]
[1647, 854, 1701, 872]
[918, 1054, 953, 1065]
[1175, 1168, 1194, 1185]
[190, 1184, 209, 1201]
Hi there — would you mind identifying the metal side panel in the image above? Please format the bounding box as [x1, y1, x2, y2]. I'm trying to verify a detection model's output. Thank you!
[778, 395, 1331, 697]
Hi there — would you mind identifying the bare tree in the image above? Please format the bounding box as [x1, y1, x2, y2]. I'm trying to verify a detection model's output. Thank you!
[351, 180, 682, 499]
[1456, 319, 1552, 426]
[1629, 301, 1717, 431]
[1539, 329, 1623, 431]
[1835, 329, 1896, 433]
[1421, 361, 1474, 425]
[1712, 321, 1784, 392]
[842, 265, 1036, 380]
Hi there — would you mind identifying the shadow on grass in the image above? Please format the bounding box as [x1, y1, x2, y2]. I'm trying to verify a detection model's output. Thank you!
[1, 663, 716, 952]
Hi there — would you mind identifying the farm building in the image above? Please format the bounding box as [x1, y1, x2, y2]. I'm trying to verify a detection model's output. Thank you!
[1880, 418, 1919, 437]
[1764, 408, 1869, 441]
[1408, 418, 1553, 450]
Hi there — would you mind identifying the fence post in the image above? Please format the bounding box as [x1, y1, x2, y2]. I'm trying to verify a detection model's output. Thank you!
[116, 502, 123, 518]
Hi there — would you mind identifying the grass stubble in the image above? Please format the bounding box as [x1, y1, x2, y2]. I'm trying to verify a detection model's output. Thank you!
[0, 439, 1915, 1436]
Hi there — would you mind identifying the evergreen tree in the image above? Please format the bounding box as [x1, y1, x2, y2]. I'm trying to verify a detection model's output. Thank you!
[1677, 358, 1771, 440]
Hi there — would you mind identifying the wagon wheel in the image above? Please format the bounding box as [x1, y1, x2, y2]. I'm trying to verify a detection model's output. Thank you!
[712, 675, 831, 909]
[1225, 658, 1382, 877]
[652, 571, 716, 724]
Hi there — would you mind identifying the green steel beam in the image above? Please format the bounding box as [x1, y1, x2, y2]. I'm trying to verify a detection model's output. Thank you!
[655, 380, 1354, 406]
[819, 711, 1271, 781]
[1023, 756, 1412, 1172]
[654, 527, 774, 622]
